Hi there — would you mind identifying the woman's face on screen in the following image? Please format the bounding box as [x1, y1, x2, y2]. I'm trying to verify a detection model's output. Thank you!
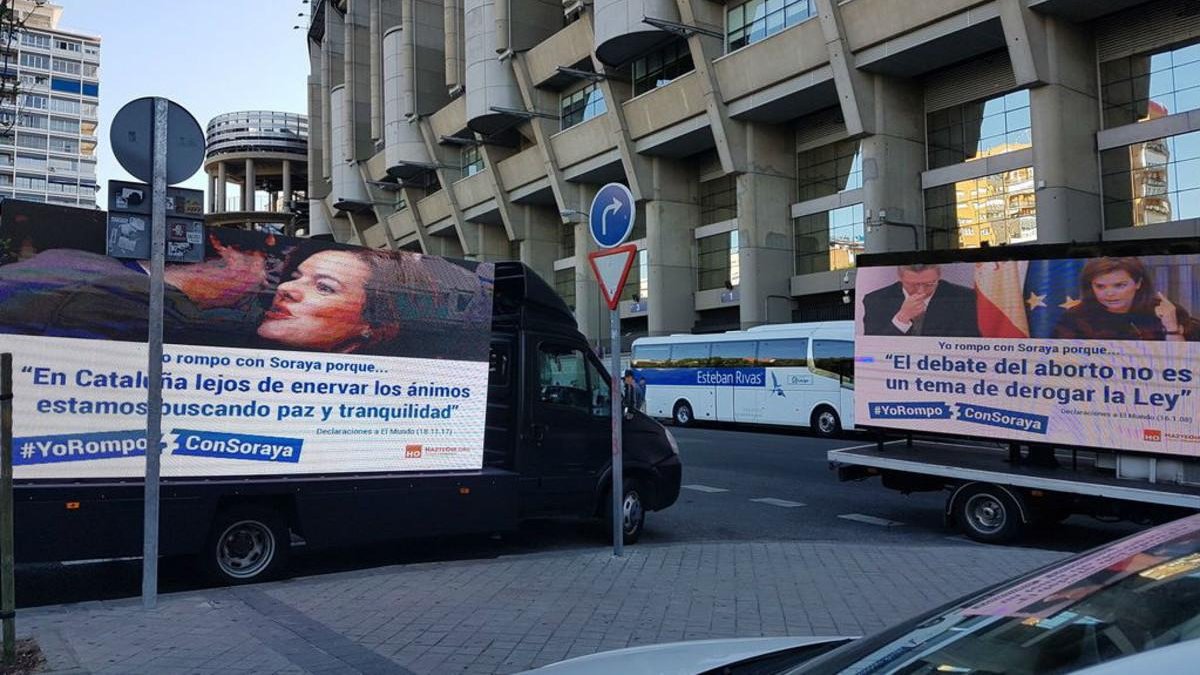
[1090, 269, 1140, 315]
[257, 250, 372, 351]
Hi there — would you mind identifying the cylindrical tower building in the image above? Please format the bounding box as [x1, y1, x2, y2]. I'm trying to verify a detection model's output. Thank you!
[204, 110, 310, 235]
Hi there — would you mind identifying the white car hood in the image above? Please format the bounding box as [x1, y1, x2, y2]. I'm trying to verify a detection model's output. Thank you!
[523, 635, 851, 675]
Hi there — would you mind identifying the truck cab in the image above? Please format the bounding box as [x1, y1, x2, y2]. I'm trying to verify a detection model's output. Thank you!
[485, 262, 681, 542]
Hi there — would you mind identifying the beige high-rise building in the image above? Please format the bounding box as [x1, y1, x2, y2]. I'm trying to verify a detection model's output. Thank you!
[0, 0, 100, 208]
[305, 0, 1200, 351]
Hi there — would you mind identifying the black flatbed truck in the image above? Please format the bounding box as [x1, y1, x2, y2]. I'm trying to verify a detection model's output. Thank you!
[11, 261, 682, 583]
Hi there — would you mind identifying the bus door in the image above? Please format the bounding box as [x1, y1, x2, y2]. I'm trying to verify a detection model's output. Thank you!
[711, 340, 759, 423]
[757, 338, 812, 425]
[668, 342, 714, 421]
[813, 338, 855, 427]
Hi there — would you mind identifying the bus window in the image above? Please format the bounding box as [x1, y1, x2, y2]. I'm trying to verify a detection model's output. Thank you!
[669, 343, 711, 368]
[632, 344, 670, 368]
[711, 341, 757, 368]
[757, 339, 809, 368]
[813, 339, 854, 386]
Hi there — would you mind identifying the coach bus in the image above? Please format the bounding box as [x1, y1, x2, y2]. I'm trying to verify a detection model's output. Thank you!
[630, 321, 854, 436]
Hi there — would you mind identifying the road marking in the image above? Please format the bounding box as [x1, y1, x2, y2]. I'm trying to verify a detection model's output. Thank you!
[838, 513, 905, 527]
[750, 497, 806, 508]
[682, 484, 729, 493]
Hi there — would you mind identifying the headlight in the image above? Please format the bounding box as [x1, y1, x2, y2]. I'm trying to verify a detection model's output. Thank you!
[664, 428, 679, 455]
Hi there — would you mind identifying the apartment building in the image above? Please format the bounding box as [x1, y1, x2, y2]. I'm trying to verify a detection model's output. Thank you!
[0, 0, 99, 208]
[305, 0, 1200, 349]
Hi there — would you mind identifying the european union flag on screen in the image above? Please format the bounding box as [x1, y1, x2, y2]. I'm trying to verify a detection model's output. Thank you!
[1023, 259, 1086, 338]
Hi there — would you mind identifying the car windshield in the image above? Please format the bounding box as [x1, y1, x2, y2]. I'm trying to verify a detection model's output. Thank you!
[801, 514, 1200, 674]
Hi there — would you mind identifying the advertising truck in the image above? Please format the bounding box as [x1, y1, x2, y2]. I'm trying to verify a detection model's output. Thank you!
[0, 200, 681, 583]
[830, 238, 1200, 543]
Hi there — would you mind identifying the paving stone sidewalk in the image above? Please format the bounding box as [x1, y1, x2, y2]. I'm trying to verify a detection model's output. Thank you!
[20, 541, 1065, 674]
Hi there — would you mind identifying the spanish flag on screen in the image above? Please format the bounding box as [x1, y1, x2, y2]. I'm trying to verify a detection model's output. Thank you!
[975, 261, 1030, 338]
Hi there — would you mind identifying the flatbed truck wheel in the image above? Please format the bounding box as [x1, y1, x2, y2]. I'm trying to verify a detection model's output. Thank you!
[952, 484, 1025, 544]
[201, 505, 291, 584]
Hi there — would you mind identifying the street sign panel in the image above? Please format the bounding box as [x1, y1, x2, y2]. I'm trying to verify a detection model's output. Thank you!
[110, 97, 205, 186]
[588, 244, 638, 311]
[588, 183, 635, 248]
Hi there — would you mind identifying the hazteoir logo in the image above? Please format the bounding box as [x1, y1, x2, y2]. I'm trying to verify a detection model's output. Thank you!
[405, 444, 423, 458]
[1144, 429, 1162, 442]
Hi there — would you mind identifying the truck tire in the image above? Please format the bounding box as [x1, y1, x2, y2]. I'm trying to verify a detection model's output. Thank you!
[604, 478, 647, 545]
[953, 485, 1024, 544]
[202, 505, 290, 584]
[811, 406, 841, 438]
[673, 401, 694, 427]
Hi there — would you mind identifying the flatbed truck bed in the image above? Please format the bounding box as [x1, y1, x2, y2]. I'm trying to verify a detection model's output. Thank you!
[829, 440, 1200, 543]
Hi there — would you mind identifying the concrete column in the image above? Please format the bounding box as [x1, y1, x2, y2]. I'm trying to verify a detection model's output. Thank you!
[515, 204, 559, 284]
[738, 124, 796, 328]
[216, 161, 227, 213]
[244, 159, 256, 212]
[473, 222, 511, 263]
[282, 160, 292, 211]
[343, 0, 374, 159]
[861, 76, 926, 253]
[645, 158, 699, 336]
[573, 185, 611, 349]
[207, 172, 217, 213]
[1027, 18, 1101, 243]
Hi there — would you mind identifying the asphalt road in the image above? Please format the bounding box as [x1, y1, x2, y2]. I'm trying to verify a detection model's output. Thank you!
[12, 424, 1142, 608]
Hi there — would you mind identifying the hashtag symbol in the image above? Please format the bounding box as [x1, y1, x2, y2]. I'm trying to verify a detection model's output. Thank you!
[20, 442, 34, 459]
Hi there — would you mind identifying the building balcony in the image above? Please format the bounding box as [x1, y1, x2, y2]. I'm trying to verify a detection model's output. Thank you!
[624, 72, 705, 140]
[497, 144, 550, 203]
[526, 18, 594, 89]
[453, 169, 494, 212]
[429, 96, 468, 141]
[714, 17, 837, 123]
[845, 0, 1005, 77]
[416, 189, 453, 233]
[551, 115, 613, 170]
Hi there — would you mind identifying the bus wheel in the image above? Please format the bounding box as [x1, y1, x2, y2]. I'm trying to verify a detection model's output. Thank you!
[953, 485, 1024, 544]
[202, 505, 290, 584]
[811, 406, 841, 438]
[673, 401, 694, 427]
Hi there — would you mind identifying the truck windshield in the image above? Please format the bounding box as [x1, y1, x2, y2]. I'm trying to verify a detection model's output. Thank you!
[802, 514, 1200, 674]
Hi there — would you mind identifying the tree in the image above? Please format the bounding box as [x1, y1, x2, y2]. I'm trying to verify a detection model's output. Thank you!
[0, 0, 48, 135]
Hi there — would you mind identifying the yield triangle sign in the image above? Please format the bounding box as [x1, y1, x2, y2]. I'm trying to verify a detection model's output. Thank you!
[588, 244, 638, 311]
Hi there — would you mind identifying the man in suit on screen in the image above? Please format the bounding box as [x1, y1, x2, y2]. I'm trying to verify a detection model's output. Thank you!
[862, 264, 980, 337]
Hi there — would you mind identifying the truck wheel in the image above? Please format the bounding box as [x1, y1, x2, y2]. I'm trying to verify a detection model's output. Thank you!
[954, 485, 1024, 544]
[673, 401, 694, 427]
[203, 506, 290, 584]
[811, 406, 841, 438]
[604, 478, 647, 545]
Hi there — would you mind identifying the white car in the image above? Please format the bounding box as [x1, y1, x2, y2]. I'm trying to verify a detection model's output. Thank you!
[528, 513, 1200, 674]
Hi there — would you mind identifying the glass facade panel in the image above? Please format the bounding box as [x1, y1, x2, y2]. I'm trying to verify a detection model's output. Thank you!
[925, 167, 1037, 249]
[560, 82, 606, 131]
[631, 40, 694, 96]
[726, 0, 813, 52]
[619, 249, 649, 303]
[559, 224, 574, 259]
[793, 203, 864, 275]
[927, 90, 1031, 169]
[461, 144, 483, 178]
[1102, 40, 1200, 127]
[700, 175, 737, 225]
[797, 139, 862, 202]
[697, 230, 740, 291]
[1101, 128, 1200, 229]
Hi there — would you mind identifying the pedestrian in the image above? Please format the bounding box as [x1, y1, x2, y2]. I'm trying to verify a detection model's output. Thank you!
[637, 376, 648, 413]
[622, 369, 644, 415]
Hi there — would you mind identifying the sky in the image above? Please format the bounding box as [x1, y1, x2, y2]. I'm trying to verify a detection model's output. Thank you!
[55, 0, 311, 196]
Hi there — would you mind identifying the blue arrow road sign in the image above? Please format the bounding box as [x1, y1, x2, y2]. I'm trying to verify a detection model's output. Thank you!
[589, 183, 635, 248]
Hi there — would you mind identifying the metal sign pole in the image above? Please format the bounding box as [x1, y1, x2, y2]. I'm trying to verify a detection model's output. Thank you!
[1, 353, 15, 664]
[142, 97, 168, 610]
[610, 309, 623, 557]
